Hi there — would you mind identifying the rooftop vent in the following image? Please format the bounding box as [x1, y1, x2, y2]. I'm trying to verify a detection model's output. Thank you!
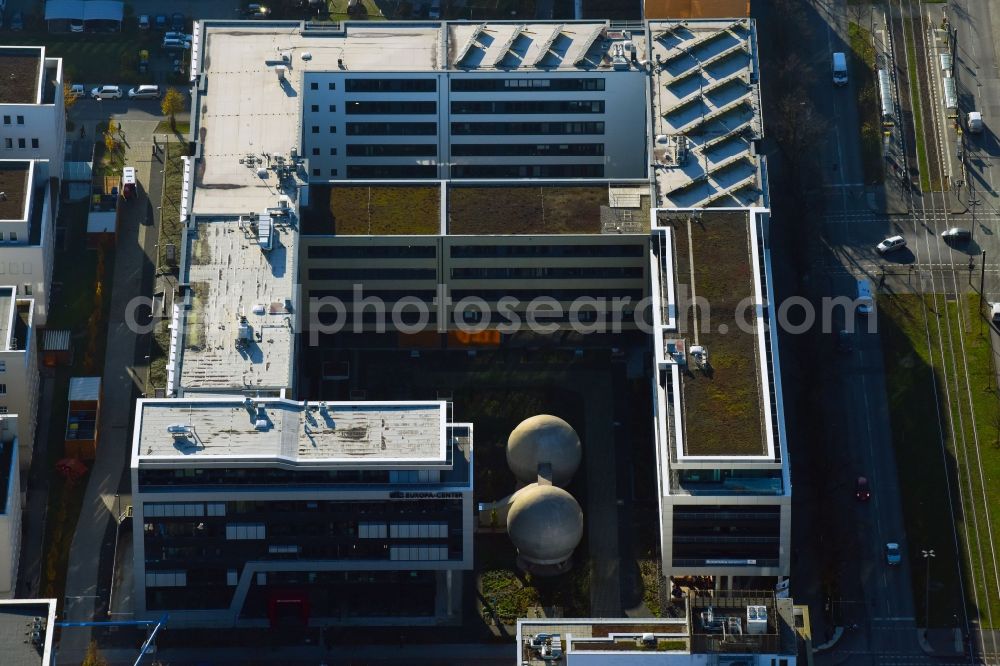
[167, 424, 192, 437]
[257, 213, 274, 251]
[275, 65, 287, 81]
[746, 605, 767, 634]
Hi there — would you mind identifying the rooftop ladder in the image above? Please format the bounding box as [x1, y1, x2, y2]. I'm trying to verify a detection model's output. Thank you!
[530, 24, 564, 67]
[455, 23, 487, 66]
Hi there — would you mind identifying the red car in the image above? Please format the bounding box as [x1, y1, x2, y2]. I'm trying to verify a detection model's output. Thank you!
[856, 476, 871, 501]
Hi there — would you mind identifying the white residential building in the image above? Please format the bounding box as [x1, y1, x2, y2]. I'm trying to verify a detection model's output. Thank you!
[0, 160, 56, 327]
[0, 289, 36, 473]
[0, 415, 23, 599]
[0, 46, 66, 177]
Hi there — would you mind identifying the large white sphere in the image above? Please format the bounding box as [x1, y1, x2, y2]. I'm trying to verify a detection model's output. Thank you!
[506, 414, 581, 487]
[506, 484, 584, 566]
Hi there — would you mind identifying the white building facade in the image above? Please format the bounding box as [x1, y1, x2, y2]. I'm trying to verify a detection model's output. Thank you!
[0, 46, 66, 177]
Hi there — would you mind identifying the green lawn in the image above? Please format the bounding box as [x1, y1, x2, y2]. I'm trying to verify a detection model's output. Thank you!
[154, 120, 190, 139]
[903, 27, 932, 192]
[323, 185, 441, 235]
[448, 186, 610, 234]
[848, 22, 884, 185]
[157, 140, 190, 271]
[12, 32, 155, 85]
[327, 0, 386, 20]
[879, 293, 1000, 627]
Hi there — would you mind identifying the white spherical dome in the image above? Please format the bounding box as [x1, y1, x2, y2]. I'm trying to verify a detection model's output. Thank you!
[506, 414, 581, 487]
[506, 484, 584, 566]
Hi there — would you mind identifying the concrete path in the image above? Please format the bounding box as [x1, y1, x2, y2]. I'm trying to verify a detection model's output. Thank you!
[59, 118, 162, 660]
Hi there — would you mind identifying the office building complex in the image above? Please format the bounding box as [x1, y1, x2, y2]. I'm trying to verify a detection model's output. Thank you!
[0, 416, 22, 598]
[133, 14, 786, 626]
[0, 47, 66, 177]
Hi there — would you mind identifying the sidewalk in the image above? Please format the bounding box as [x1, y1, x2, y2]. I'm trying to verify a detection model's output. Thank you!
[58, 119, 162, 658]
[15, 374, 56, 598]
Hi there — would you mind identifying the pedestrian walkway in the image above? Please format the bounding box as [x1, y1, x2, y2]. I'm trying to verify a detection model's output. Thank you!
[59, 119, 162, 661]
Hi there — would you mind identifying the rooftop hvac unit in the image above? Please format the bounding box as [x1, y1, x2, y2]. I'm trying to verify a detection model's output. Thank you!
[254, 419, 269, 431]
[275, 65, 287, 80]
[746, 605, 767, 635]
[257, 214, 274, 251]
[167, 424, 192, 436]
[238, 317, 253, 342]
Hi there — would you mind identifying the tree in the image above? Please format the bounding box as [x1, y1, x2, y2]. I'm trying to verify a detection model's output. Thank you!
[63, 83, 78, 113]
[82, 641, 109, 666]
[161, 88, 185, 130]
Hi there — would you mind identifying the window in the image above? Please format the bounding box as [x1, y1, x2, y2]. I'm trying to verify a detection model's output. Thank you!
[345, 143, 436, 157]
[346, 122, 437, 136]
[207, 502, 226, 516]
[451, 77, 605, 92]
[0, 385, 6, 395]
[310, 104, 319, 112]
[359, 522, 388, 539]
[0, 407, 7, 415]
[227, 570, 238, 586]
[452, 143, 604, 157]
[16, 116, 24, 125]
[346, 164, 437, 178]
[8, 233, 16, 242]
[256, 572, 267, 585]
[329, 104, 336, 112]
[451, 121, 605, 135]
[310, 82, 318, 90]
[0, 361, 6, 373]
[451, 163, 604, 178]
[345, 101, 436, 115]
[2, 116, 9, 125]
[329, 147, 337, 155]
[311, 126, 319, 134]
[390, 522, 448, 538]
[226, 523, 266, 540]
[0, 233, 4, 241]
[312, 147, 320, 156]
[3, 139, 10, 149]
[389, 545, 449, 561]
[31, 139, 38, 149]
[145, 503, 205, 517]
[22, 284, 30, 296]
[328, 82, 336, 90]
[17, 139, 25, 149]
[329, 126, 336, 133]
[329, 168, 337, 176]
[451, 100, 604, 114]
[145, 571, 187, 587]
[268, 544, 300, 554]
[345, 79, 437, 93]
[312, 168, 320, 176]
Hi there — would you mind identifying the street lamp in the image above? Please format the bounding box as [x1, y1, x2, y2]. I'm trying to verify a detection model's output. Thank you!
[922, 549, 936, 637]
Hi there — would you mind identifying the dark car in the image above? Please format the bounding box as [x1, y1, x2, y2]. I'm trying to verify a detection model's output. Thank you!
[941, 227, 971, 242]
[171, 12, 185, 32]
[836, 329, 852, 353]
[856, 476, 871, 501]
[10, 11, 23, 31]
[154, 14, 168, 30]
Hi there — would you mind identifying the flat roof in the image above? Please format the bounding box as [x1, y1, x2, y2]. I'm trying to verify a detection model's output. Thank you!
[447, 22, 646, 71]
[0, 48, 42, 104]
[0, 600, 56, 666]
[174, 216, 296, 392]
[649, 20, 763, 208]
[192, 22, 439, 216]
[135, 398, 448, 466]
[0, 289, 11, 353]
[645, 0, 750, 19]
[0, 162, 30, 222]
[655, 208, 774, 459]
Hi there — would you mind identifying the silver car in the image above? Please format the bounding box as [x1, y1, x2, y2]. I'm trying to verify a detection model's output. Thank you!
[876, 235, 907, 254]
[91, 85, 123, 100]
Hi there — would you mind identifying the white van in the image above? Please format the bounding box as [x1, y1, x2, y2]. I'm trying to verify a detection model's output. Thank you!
[832, 52, 848, 86]
[857, 279, 874, 315]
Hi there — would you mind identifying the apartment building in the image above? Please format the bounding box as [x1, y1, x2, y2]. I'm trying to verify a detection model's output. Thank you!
[131, 398, 473, 627]
[0, 288, 36, 474]
[0, 160, 56, 327]
[0, 47, 66, 177]
[0, 416, 22, 599]
[0, 596, 56, 664]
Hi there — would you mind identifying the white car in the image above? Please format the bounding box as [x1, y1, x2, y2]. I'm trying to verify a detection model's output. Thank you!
[91, 85, 123, 100]
[876, 235, 907, 255]
[70, 19, 84, 32]
[885, 542, 901, 566]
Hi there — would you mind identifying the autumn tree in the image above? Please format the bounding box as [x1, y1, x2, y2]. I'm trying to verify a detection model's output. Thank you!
[161, 88, 185, 130]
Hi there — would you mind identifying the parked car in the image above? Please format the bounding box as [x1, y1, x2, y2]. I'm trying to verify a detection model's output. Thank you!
[876, 235, 907, 255]
[855, 476, 870, 501]
[138, 14, 150, 30]
[128, 84, 160, 100]
[162, 37, 191, 51]
[69, 19, 84, 32]
[10, 10, 23, 31]
[941, 227, 971, 242]
[163, 31, 190, 42]
[90, 85, 123, 100]
[67, 84, 86, 99]
[885, 542, 901, 566]
[171, 12, 185, 32]
[154, 14, 168, 30]
[121, 166, 137, 200]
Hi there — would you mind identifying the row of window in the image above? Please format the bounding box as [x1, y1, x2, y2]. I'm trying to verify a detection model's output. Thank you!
[451, 142, 604, 157]
[0, 233, 20, 241]
[358, 522, 449, 539]
[451, 78, 606, 92]
[451, 100, 604, 115]
[145, 502, 226, 518]
[345, 122, 437, 136]
[451, 122, 605, 135]
[345, 144, 436, 157]
[389, 545, 450, 561]
[346, 101, 437, 115]
[451, 266, 643, 280]
[146, 571, 187, 588]
[306, 243, 645, 260]
[345, 78, 437, 93]
[2, 138, 40, 149]
[2, 115, 25, 125]
[309, 267, 437, 281]
[346, 164, 437, 178]
[451, 163, 604, 178]
[226, 523, 266, 540]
